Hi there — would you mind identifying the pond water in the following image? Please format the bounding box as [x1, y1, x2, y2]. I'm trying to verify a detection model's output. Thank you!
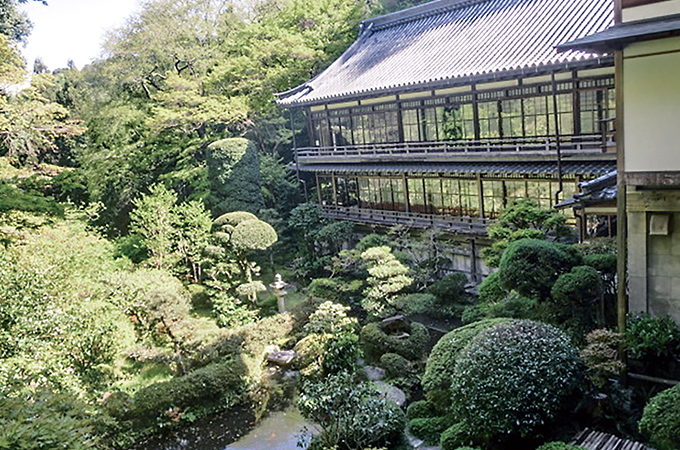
[224, 406, 313, 450]
[135, 406, 312, 450]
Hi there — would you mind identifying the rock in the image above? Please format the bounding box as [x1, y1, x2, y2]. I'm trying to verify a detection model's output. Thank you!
[373, 381, 407, 407]
[266, 350, 297, 366]
[364, 365, 385, 381]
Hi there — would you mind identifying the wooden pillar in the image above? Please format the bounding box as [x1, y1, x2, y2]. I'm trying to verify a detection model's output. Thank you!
[477, 173, 485, 218]
[469, 238, 478, 283]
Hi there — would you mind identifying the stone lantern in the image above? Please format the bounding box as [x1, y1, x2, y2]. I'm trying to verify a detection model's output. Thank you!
[270, 273, 288, 313]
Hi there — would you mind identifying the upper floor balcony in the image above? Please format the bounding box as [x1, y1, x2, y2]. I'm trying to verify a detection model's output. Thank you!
[296, 132, 615, 165]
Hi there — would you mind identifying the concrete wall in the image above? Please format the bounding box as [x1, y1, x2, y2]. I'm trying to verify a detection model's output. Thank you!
[627, 189, 680, 323]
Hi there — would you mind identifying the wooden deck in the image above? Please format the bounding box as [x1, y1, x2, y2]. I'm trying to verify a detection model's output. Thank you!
[321, 205, 490, 235]
[571, 428, 654, 450]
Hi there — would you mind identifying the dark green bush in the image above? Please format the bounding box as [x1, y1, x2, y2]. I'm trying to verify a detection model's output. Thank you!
[428, 273, 468, 302]
[584, 253, 617, 275]
[361, 321, 429, 361]
[307, 278, 364, 303]
[406, 399, 438, 420]
[638, 383, 680, 450]
[401, 292, 438, 316]
[551, 265, 603, 306]
[499, 239, 583, 299]
[322, 333, 361, 376]
[422, 318, 508, 394]
[485, 291, 539, 320]
[132, 360, 248, 422]
[409, 415, 455, 445]
[380, 352, 411, 379]
[450, 320, 580, 439]
[460, 304, 485, 325]
[477, 272, 508, 304]
[536, 443, 586, 450]
[439, 421, 477, 450]
[626, 312, 680, 360]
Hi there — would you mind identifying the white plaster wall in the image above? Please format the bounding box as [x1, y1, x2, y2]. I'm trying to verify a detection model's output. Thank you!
[623, 0, 680, 22]
[623, 37, 680, 173]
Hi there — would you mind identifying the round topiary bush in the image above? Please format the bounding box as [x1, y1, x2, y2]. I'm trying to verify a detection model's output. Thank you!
[499, 239, 583, 299]
[422, 318, 508, 397]
[450, 320, 580, 439]
[409, 415, 455, 445]
[638, 383, 680, 450]
[477, 272, 508, 304]
[550, 265, 603, 306]
[361, 321, 429, 361]
[380, 352, 410, 379]
[439, 421, 476, 450]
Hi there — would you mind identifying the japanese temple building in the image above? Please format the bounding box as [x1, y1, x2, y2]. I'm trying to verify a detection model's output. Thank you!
[276, 0, 618, 276]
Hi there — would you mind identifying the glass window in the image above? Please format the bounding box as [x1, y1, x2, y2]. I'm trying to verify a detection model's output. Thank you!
[402, 108, 422, 142]
[318, 176, 334, 205]
[425, 178, 444, 214]
[407, 178, 427, 213]
[523, 96, 550, 137]
[482, 180, 505, 219]
[580, 88, 615, 135]
[501, 99, 523, 138]
[505, 180, 527, 205]
[442, 104, 475, 140]
[478, 102, 500, 139]
[459, 179, 480, 217]
[391, 178, 406, 212]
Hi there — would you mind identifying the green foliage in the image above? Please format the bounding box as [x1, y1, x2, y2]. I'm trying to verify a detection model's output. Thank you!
[638, 383, 680, 450]
[212, 293, 260, 328]
[380, 352, 411, 379]
[307, 278, 364, 303]
[427, 273, 468, 302]
[297, 372, 405, 450]
[406, 400, 438, 420]
[439, 422, 477, 450]
[409, 415, 455, 445]
[130, 183, 179, 268]
[114, 233, 150, 263]
[361, 321, 429, 361]
[0, 391, 99, 450]
[499, 238, 583, 299]
[206, 138, 264, 216]
[361, 246, 413, 319]
[626, 312, 680, 361]
[304, 301, 357, 335]
[322, 333, 361, 376]
[477, 272, 508, 304]
[482, 199, 571, 268]
[551, 265, 603, 306]
[584, 253, 617, 275]
[485, 292, 541, 320]
[422, 318, 508, 396]
[536, 443, 586, 450]
[231, 219, 278, 252]
[400, 292, 438, 316]
[132, 360, 248, 424]
[450, 320, 580, 440]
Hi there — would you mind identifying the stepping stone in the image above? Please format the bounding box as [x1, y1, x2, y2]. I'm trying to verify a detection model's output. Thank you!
[266, 350, 297, 366]
[374, 381, 406, 407]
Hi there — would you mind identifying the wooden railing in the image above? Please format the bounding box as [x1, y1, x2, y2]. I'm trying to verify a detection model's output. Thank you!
[321, 205, 491, 235]
[297, 134, 609, 162]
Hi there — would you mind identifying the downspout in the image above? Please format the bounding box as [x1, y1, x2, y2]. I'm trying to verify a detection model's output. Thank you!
[551, 72, 563, 205]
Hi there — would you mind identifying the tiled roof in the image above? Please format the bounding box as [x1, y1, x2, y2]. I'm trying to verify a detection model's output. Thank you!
[555, 169, 617, 209]
[559, 13, 680, 52]
[299, 160, 615, 176]
[277, 0, 614, 106]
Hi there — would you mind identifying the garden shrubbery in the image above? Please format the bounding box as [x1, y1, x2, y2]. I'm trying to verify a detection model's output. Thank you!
[638, 383, 680, 450]
[131, 359, 248, 424]
[449, 320, 580, 440]
[361, 321, 429, 361]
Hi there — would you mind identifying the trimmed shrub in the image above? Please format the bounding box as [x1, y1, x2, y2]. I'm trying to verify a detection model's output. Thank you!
[401, 292, 439, 316]
[551, 265, 603, 306]
[638, 383, 680, 450]
[485, 291, 540, 320]
[132, 360, 248, 423]
[477, 272, 508, 304]
[322, 333, 360, 376]
[409, 415, 455, 445]
[584, 253, 617, 275]
[626, 312, 680, 360]
[428, 273, 468, 302]
[380, 352, 410, 379]
[422, 318, 508, 394]
[450, 320, 580, 439]
[536, 443, 586, 450]
[439, 421, 476, 450]
[304, 301, 356, 335]
[499, 239, 583, 299]
[406, 399, 438, 420]
[461, 304, 485, 325]
[361, 321, 429, 361]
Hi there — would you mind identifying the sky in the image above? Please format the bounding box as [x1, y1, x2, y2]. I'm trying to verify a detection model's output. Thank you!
[19, 0, 143, 71]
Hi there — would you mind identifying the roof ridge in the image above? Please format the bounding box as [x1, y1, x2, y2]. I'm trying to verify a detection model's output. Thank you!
[362, 0, 493, 31]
